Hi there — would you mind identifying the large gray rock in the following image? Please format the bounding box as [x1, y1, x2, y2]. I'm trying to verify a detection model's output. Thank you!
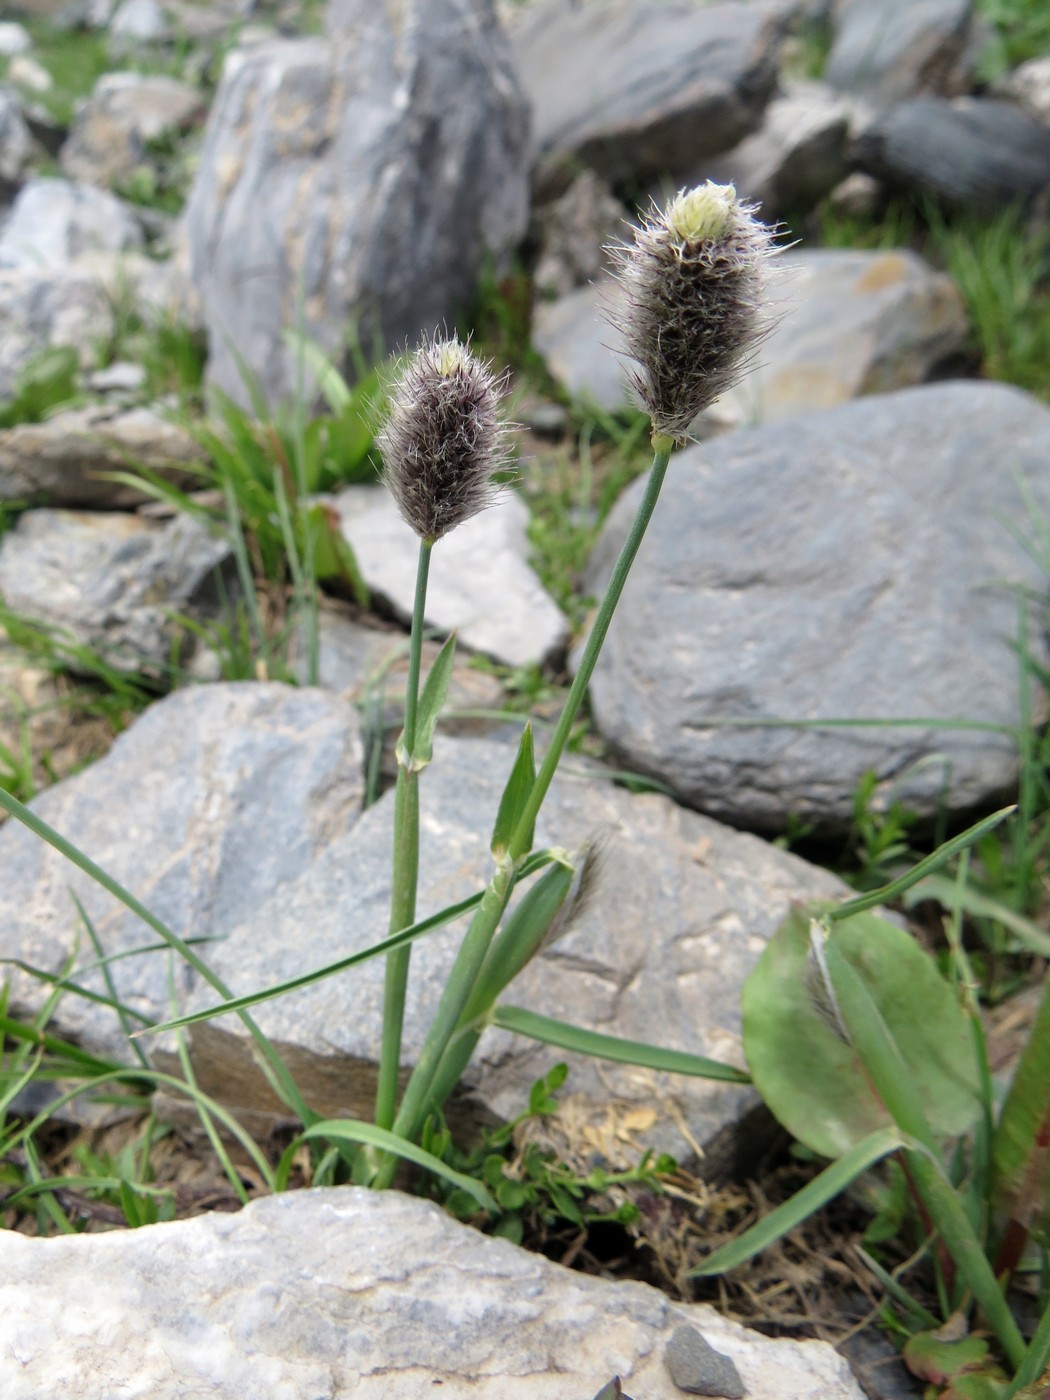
[0, 266, 115, 400]
[162, 735, 842, 1163]
[60, 72, 205, 188]
[825, 0, 975, 102]
[0, 508, 230, 673]
[855, 97, 1050, 208]
[0, 177, 144, 270]
[697, 79, 852, 219]
[0, 1188, 865, 1400]
[510, 0, 786, 192]
[336, 487, 570, 669]
[0, 404, 201, 507]
[0, 683, 365, 1060]
[533, 248, 969, 430]
[184, 3, 530, 407]
[581, 381, 1050, 833]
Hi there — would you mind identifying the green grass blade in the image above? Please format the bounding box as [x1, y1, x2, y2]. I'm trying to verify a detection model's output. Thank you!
[71, 892, 151, 1070]
[904, 875, 1050, 959]
[691, 1127, 906, 1275]
[492, 1006, 751, 1083]
[293, 1119, 497, 1212]
[139, 851, 560, 1036]
[830, 806, 1016, 920]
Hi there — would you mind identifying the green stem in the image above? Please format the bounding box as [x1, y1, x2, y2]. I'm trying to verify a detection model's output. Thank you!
[507, 443, 671, 862]
[375, 538, 432, 1131]
[375, 443, 674, 1182]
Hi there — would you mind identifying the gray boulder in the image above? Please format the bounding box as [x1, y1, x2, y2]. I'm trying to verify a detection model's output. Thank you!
[161, 735, 843, 1163]
[825, 0, 975, 102]
[184, 2, 530, 407]
[697, 80, 852, 219]
[0, 1188, 865, 1400]
[0, 404, 201, 507]
[0, 86, 30, 187]
[0, 177, 144, 270]
[336, 487, 570, 669]
[510, 0, 787, 192]
[0, 508, 230, 673]
[581, 381, 1050, 833]
[0, 266, 115, 399]
[60, 72, 205, 189]
[532, 168, 629, 300]
[533, 248, 969, 430]
[855, 97, 1050, 208]
[0, 683, 365, 1061]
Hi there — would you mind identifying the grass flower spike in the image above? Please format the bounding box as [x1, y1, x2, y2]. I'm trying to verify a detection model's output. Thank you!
[379, 334, 507, 543]
[612, 181, 778, 443]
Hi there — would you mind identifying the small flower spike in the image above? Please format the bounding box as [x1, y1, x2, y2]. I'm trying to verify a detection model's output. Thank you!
[379, 335, 508, 543]
[610, 182, 778, 443]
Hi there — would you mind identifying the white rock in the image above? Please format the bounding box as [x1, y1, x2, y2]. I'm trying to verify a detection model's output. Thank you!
[0, 178, 143, 271]
[0, 1188, 867, 1400]
[337, 487, 570, 669]
[0, 21, 31, 56]
[7, 54, 52, 92]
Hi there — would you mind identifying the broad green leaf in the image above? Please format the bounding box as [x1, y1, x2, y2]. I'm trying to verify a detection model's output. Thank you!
[992, 973, 1050, 1244]
[293, 1119, 496, 1211]
[400, 632, 457, 771]
[491, 722, 536, 856]
[742, 907, 981, 1160]
[903, 1331, 1000, 1387]
[691, 1126, 905, 1275]
[493, 1006, 750, 1083]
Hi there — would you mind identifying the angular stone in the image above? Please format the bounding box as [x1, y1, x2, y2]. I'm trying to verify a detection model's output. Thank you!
[0, 507, 230, 673]
[0, 1188, 866, 1400]
[0, 266, 115, 399]
[533, 169, 629, 300]
[184, 3, 529, 407]
[0, 86, 30, 186]
[711, 246, 969, 429]
[0, 683, 365, 1061]
[0, 177, 144, 270]
[336, 487, 570, 669]
[533, 248, 969, 430]
[582, 381, 1050, 832]
[825, 0, 974, 102]
[0, 404, 201, 507]
[510, 0, 786, 192]
[61, 72, 205, 188]
[162, 735, 843, 1163]
[854, 97, 1050, 208]
[108, 0, 169, 46]
[697, 80, 852, 219]
[666, 1324, 745, 1398]
[997, 55, 1050, 125]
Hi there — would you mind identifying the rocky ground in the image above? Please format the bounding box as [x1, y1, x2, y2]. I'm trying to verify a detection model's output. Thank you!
[0, 0, 1048, 1397]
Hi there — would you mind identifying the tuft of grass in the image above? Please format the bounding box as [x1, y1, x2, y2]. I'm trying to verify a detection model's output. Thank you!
[974, 0, 1050, 80]
[0, 348, 83, 430]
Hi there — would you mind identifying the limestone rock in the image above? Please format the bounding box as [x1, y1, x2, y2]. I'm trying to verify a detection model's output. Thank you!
[336, 487, 570, 669]
[533, 169, 630, 300]
[0, 22, 32, 55]
[698, 79, 852, 219]
[0, 266, 115, 399]
[510, 0, 787, 193]
[0, 404, 201, 507]
[60, 72, 205, 188]
[533, 248, 969, 430]
[0, 507, 230, 673]
[184, 3, 530, 407]
[0, 177, 144, 270]
[854, 97, 1050, 208]
[825, 0, 975, 102]
[162, 735, 843, 1162]
[582, 381, 1050, 833]
[0, 683, 365, 1061]
[0, 86, 30, 186]
[0, 1188, 866, 1400]
[997, 55, 1050, 125]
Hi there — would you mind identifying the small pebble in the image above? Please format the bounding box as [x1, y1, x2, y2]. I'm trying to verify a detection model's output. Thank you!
[666, 1323, 746, 1398]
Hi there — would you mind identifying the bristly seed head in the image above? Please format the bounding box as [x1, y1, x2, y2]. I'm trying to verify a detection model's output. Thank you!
[379, 334, 509, 543]
[608, 181, 779, 443]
